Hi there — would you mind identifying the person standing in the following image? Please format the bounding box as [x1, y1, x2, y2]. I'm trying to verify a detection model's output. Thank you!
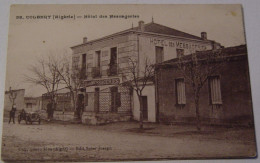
[9, 104, 17, 124]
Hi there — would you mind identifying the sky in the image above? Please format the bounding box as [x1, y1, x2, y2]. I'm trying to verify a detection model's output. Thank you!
[5, 4, 246, 97]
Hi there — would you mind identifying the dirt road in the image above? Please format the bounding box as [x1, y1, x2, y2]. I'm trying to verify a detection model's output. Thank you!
[1, 121, 256, 162]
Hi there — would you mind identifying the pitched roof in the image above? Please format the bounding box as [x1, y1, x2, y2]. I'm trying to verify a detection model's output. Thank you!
[156, 44, 247, 68]
[71, 21, 206, 48]
[131, 22, 203, 40]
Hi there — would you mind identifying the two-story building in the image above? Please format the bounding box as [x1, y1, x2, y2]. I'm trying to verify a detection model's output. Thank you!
[70, 20, 222, 124]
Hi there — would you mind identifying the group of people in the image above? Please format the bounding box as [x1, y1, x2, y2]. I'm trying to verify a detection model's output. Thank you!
[8, 99, 84, 123]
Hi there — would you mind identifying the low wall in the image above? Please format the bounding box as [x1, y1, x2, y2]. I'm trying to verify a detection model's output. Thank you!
[81, 112, 132, 125]
[53, 111, 75, 121]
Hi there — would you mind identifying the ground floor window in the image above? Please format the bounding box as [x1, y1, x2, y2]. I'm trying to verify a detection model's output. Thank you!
[209, 76, 222, 105]
[175, 78, 186, 105]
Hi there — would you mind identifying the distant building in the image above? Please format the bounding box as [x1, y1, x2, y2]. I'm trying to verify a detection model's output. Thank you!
[71, 20, 222, 124]
[24, 97, 42, 112]
[4, 88, 25, 117]
[41, 87, 73, 121]
[155, 45, 254, 126]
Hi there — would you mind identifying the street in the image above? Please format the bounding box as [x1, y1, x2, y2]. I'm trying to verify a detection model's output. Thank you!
[1, 120, 256, 162]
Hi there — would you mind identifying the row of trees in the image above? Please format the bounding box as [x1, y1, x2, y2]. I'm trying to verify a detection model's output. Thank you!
[25, 48, 224, 130]
[126, 49, 224, 130]
[24, 52, 84, 118]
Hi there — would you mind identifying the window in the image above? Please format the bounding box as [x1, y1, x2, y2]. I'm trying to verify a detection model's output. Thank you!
[108, 47, 118, 76]
[72, 56, 80, 70]
[85, 93, 88, 106]
[92, 51, 101, 78]
[209, 76, 222, 104]
[176, 49, 184, 57]
[175, 78, 186, 105]
[95, 51, 101, 68]
[82, 54, 86, 68]
[155, 46, 164, 63]
[26, 103, 32, 108]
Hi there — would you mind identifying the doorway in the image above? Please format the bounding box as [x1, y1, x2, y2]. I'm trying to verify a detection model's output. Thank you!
[141, 96, 148, 121]
[110, 87, 119, 112]
[94, 87, 100, 113]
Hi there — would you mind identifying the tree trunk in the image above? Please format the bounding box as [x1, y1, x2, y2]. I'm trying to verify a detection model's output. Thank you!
[138, 95, 144, 129]
[195, 93, 201, 131]
[71, 92, 78, 119]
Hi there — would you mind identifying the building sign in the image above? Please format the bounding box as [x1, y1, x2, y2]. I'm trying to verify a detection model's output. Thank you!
[149, 38, 208, 51]
[84, 78, 120, 86]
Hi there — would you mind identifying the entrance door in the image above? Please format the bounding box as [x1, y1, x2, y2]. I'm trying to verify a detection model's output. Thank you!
[94, 88, 100, 113]
[110, 87, 118, 112]
[141, 96, 148, 121]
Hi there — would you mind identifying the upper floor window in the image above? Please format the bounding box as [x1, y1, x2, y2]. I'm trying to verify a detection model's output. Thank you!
[155, 46, 164, 63]
[95, 51, 101, 68]
[108, 47, 118, 76]
[82, 54, 86, 68]
[176, 49, 184, 58]
[92, 51, 101, 78]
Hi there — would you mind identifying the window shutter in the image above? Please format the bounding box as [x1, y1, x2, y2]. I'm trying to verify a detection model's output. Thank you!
[176, 79, 186, 104]
[209, 76, 222, 104]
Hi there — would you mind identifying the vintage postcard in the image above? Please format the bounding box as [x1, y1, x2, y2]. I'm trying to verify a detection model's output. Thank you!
[1, 4, 257, 162]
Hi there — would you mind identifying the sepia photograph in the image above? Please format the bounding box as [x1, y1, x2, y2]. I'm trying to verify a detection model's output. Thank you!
[0, 4, 257, 162]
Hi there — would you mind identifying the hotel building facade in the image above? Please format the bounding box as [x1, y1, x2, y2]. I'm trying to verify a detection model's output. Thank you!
[70, 20, 222, 124]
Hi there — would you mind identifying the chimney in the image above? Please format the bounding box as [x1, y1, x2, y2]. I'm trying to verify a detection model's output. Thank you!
[83, 37, 88, 43]
[138, 20, 145, 32]
[201, 32, 207, 40]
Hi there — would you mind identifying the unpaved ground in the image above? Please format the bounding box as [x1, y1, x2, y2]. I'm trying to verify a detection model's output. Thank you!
[1, 121, 257, 162]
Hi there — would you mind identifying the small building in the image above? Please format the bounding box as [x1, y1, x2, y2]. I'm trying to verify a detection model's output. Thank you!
[70, 20, 222, 124]
[155, 45, 254, 126]
[4, 88, 25, 118]
[24, 97, 42, 112]
[41, 87, 73, 121]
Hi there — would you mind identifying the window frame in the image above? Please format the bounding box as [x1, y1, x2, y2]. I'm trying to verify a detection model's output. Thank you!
[208, 75, 222, 105]
[175, 78, 186, 105]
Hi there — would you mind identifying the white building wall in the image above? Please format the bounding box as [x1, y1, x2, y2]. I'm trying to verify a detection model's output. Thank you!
[133, 85, 156, 122]
[138, 35, 213, 71]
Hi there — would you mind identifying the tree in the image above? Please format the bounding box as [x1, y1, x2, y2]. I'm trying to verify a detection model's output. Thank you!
[24, 54, 63, 116]
[125, 57, 154, 129]
[8, 87, 17, 106]
[177, 49, 223, 131]
[56, 54, 86, 119]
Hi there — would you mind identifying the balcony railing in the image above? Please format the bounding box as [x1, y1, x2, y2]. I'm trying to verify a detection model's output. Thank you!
[92, 67, 101, 78]
[107, 63, 118, 76]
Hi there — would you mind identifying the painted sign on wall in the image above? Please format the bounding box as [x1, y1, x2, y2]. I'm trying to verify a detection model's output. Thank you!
[149, 37, 208, 51]
[84, 78, 120, 86]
